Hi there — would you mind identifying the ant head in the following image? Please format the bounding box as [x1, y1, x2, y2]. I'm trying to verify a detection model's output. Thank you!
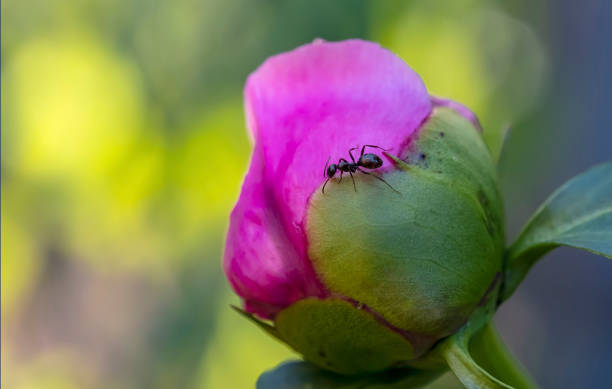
[326, 164, 337, 178]
[359, 153, 383, 169]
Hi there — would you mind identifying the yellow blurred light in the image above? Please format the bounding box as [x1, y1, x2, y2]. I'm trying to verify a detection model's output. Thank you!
[2, 32, 176, 275]
[373, 4, 547, 156]
[65, 131, 171, 274]
[7, 33, 144, 179]
[375, 5, 488, 108]
[171, 102, 250, 245]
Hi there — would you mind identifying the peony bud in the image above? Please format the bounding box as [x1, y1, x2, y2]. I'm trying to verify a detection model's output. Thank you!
[224, 39, 504, 375]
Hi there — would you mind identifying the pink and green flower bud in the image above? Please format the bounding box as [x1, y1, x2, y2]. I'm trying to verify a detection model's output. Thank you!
[224, 39, 504, 375]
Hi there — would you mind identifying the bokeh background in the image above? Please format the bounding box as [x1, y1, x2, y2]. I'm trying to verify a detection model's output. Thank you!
[2, 0, 611, 388]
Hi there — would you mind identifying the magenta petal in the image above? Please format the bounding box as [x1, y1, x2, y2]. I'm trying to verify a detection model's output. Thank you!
[430, 96, 482, 131]
[224, 147, 326, 319]
[225, 39, 432, 317]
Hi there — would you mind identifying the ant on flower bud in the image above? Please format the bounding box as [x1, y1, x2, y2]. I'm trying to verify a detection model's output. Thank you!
[322, 145, 399, 194]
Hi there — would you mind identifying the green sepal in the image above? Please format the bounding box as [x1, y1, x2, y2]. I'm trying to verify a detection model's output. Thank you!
[502, 162, 612, 301]
[274, 298, 417, 375]
[307, 108, 505, 350]
[230, 305, 284, 342]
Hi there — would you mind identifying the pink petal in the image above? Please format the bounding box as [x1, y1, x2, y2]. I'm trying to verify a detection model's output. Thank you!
[225, 39, 431, 317]
[430, 96, 482, 131]
[224, 146, 325, 318]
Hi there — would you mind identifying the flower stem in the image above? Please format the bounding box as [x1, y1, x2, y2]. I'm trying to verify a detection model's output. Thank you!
[442, 333, 512, 388]
[469, 323, 539, 389]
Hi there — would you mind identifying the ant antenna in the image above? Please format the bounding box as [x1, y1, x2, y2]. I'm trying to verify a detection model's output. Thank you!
[324, 156, 330, 178]
[322, 178, 330, 194]
[363, 144, 391, 152]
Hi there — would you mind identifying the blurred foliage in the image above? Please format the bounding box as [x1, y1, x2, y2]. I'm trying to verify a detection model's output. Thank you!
[197, 290, 295, 388]
[372, 1, 548, 157]
[2, 0, 551, 388]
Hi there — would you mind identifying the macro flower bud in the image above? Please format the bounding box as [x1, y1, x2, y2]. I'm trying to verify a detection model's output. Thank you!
[224, 39, 504, 375]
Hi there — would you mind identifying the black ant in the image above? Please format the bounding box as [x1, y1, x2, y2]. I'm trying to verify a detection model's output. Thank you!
[322, 145, 399, 194]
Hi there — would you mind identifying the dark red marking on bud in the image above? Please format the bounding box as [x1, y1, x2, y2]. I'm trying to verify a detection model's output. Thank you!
[332, 294, 438, 357]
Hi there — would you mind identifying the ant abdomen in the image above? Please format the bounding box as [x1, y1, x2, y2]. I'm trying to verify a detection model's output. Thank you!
[358, 153, 383, 169]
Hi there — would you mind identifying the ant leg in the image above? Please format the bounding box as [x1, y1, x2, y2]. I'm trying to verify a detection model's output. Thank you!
[357, 168, 400, 194]
[362, 145, 391, 156]
[322, 178, 330, 194]
[348, 147, 358, 163]
[338, 158, 350, 183]
[349, 171, 357, 192]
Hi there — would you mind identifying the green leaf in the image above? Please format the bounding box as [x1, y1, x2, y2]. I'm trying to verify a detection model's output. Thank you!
[256, 361, 443, 389]
[502, 162, 612, 301]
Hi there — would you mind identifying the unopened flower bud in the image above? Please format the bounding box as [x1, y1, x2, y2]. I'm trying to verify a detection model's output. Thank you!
[224, 39, 504, 375]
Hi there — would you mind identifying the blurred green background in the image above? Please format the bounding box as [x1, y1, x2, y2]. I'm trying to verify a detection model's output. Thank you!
[2, 1, 611, 388]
